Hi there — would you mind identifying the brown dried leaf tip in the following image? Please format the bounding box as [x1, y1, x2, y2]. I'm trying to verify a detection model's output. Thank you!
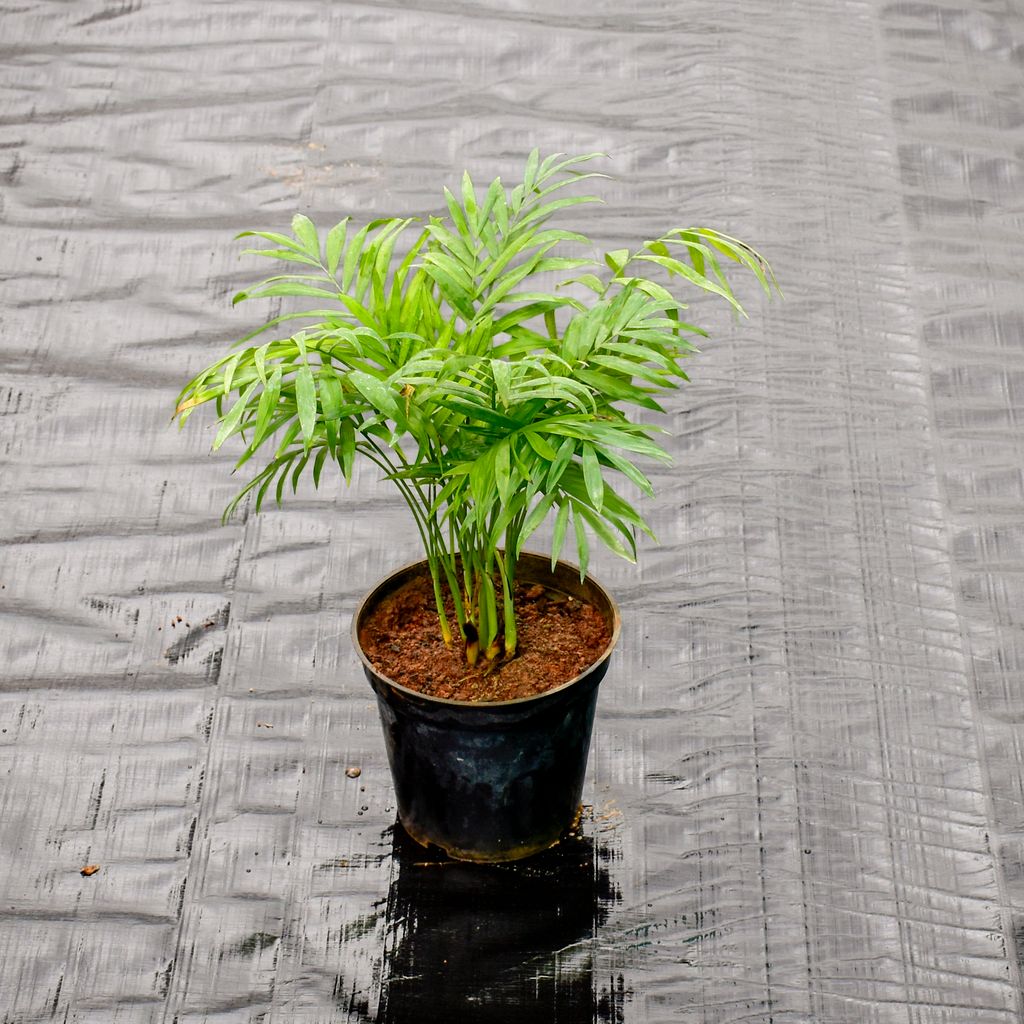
[80, 864, 100, 877]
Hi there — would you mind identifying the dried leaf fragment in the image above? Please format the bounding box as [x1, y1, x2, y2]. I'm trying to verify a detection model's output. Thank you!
[256, 721, 274, 729]
[345, 766, 361, 779]
[80, 864, 100, 876]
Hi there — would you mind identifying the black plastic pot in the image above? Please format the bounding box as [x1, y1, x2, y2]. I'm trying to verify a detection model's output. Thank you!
[352, 552, 621, 863]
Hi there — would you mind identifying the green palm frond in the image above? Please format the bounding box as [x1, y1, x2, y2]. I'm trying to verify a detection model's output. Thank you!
[176, 151, 779, 663]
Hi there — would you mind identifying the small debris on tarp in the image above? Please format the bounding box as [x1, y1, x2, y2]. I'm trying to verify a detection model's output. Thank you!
[80, 864, 100, 876]
[345, 766, 362, 779]
[256, 722, 274, 729]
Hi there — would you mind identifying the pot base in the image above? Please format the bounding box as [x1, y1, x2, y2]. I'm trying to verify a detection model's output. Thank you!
[399, 805, 584, 863]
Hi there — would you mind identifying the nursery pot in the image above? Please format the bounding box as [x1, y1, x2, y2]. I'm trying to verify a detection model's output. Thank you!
[353, 552, 621, 863]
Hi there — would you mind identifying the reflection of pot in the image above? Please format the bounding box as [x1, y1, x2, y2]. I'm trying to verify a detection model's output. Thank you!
[353, 552, 621, 863]
[377, 823, 621, 1023]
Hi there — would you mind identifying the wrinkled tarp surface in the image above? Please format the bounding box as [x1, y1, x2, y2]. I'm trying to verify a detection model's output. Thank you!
[2, 1, 1024, 1021]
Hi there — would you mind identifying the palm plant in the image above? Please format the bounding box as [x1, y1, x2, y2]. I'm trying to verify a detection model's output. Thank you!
[176, 151, 778, 666]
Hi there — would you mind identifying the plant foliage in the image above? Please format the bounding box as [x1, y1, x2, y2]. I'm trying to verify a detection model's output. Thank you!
[176, 151, 778, 664]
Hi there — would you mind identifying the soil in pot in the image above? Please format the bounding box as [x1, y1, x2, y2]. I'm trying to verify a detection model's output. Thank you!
[358, 569, 611, 703]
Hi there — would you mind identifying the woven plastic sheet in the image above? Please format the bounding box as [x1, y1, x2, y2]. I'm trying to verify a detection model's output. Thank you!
[2, 2, 1024, 1021]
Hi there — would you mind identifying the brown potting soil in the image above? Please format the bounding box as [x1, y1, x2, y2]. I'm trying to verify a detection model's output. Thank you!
[358, 570, 612, 702]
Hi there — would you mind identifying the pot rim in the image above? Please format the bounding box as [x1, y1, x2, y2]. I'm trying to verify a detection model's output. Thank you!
[351, 551, 621, 710]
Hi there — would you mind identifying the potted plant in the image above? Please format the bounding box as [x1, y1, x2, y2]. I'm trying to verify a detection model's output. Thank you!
[176, 151, 777, 861]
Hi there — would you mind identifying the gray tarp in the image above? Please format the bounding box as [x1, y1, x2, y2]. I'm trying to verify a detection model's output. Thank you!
[2, 1, 1023, 1021]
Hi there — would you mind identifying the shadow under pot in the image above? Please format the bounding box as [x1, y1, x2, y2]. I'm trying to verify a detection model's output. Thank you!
[352, 552, 621, 863]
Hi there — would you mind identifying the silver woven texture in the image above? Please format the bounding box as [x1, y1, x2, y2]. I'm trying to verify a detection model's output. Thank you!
[2, 2, 1023, 1021]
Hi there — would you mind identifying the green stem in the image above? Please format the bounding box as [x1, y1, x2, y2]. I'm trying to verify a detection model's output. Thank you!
[439, 514, 467, 634]
[360, 440, 453, 644]
[494, 548, 516, 659]
[428, 559, 453, 646]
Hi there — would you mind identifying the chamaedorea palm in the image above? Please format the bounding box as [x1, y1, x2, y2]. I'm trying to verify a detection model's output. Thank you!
[176, 151, 778, 665]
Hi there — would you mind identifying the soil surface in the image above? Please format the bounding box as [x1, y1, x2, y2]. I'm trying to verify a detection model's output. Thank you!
[358, 570, 612, 702]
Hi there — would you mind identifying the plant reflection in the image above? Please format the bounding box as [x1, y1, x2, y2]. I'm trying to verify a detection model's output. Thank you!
[376, 817, 624, 1023]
